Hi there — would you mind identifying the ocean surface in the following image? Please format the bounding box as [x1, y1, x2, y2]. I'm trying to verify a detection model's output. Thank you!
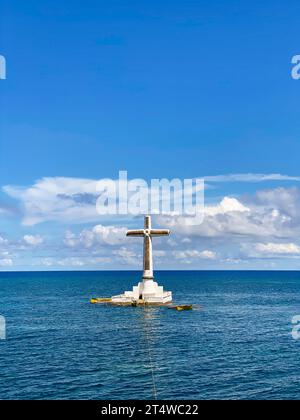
[0, 271, 300, 400]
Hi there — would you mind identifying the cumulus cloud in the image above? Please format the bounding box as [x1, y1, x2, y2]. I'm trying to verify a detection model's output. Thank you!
[0, 236, 8, 246]
[38, 249, 139, 268]
[3, 173, 298, 226]
[3, 174, 300, 268]
[244, 243, 300, 259]
[205, 197, 250, 216]
[0, 236, 14, 267]
[173, 249, 217, 261]
[253, 187, 300, 221]
[113, 247, 140, 265]
[23, 235, 44, 246]
[0, 258, 13, 267]
[157, 188, 300, 240]
[38, 256, 111, 268]
[0, 232, 46, 268]
[64, 224, 128, 248]
[255, 243, 300, 255]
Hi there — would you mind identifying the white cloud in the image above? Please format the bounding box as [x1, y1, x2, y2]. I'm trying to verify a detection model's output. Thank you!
[113, 247, 140, 265]
[222, 258, 247, 265]
[58, 258, 85, 267]
[0, 258, 13, 267]
[64, 224, 127, 248]
[92, 225, 127, 245]
[3, 174, 300, 269]
[0, 236, 15, 267]
[200, 250, 217, 259]
[173, 249, 217, 260]
[153, 250, 166, 257]
[38, 256, 111, 268]
[23, 235, 44, 246]
[3, 177, 101, 226]
[255, 243, 300, 256]
[157, 188, 300, 240]
[39, 258, 54, 267]
[0, 236, 8, 246]
[205, 197, 250, 216]
[4, 173, 299, 226]
[205, 173, 300, 183]
[254, 187, 300, 220]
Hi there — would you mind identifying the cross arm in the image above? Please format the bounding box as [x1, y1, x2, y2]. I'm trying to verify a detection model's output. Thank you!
[126, 230, 145, 237]
[150, 229, 170, 237]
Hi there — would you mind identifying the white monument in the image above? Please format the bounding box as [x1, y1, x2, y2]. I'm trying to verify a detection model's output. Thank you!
[111, 215, 172, 304]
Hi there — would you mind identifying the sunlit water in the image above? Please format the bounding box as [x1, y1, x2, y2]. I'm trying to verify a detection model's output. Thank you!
[0, 271, 300, 400]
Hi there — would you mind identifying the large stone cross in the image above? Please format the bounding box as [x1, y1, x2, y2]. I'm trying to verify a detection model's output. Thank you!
[127, 215, 170, 281]
[111, 215, 172, 304]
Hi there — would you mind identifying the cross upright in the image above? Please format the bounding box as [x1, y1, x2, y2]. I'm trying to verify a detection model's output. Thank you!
[127, 215, 170, 281]
[111, 215, 172, 304]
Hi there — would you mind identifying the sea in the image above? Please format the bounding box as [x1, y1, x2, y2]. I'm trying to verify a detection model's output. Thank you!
[0, 270, 300, 400]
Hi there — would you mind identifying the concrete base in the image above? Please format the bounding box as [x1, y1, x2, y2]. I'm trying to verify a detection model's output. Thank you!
[111, 279, 172, 305]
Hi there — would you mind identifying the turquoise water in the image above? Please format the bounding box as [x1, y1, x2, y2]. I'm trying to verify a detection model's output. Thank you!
[0, 271, 300, 400]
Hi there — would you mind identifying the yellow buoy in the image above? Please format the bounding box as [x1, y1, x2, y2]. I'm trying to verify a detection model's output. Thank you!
[169, 305, 193, 311]
[90, 298, 112, 304]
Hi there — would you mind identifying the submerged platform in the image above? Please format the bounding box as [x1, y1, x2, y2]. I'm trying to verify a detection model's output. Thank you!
[90, 298, 194, 310]
[90, 298, 194, 311]
[110, 279, 172, 305]
[90, 297, 171, 307]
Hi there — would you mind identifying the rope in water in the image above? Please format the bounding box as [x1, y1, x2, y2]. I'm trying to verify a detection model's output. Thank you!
[145, 326, 158, 400]
[142, 309, 158, 400]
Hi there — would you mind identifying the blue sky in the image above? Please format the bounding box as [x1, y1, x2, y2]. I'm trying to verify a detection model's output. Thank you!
[1, 0, 300, 270]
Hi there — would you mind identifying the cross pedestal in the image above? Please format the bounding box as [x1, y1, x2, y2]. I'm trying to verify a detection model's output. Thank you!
[111, 216, 172, 305]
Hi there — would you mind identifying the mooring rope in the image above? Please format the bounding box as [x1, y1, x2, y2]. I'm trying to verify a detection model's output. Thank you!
[142, 309, 158, 400]
[145, 326, 158, 400]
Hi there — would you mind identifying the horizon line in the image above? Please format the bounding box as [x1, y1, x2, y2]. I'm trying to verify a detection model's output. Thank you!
[1, 269, 300, 273]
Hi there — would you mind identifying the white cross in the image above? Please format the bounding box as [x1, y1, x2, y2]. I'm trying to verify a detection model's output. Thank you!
[127, 215, 170, 280]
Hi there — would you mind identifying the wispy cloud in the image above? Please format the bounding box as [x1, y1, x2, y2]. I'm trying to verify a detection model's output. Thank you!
[241, 242, 300, 259]
[37, 256, 112, 268]
[205, 173, 300, 183]
[23, 235, 44, 246]
[3, 174, 300, 270]
[255, 243, 300, 255]
[3, 173, 299, 226]
[64, 225, 128, 248]
[0, 200, 20, 217]
[3, 177, 101, 226]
